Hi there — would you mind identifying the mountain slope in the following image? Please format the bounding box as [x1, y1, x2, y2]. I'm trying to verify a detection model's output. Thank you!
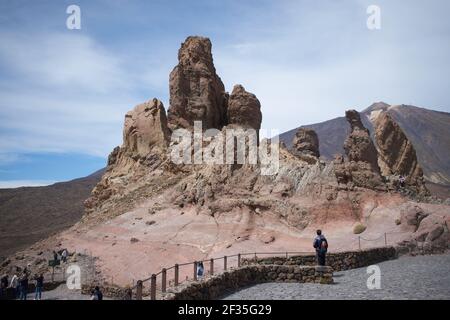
[0, 169, 104, 258]
[279, 103, 450, 187]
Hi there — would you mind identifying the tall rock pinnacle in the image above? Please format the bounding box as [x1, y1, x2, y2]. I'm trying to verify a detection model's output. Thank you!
[344, 110, 380, 173]
[167, 36, 228, 130]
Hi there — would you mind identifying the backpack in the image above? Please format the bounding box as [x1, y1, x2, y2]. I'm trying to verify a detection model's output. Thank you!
[320, 238, 328, 252]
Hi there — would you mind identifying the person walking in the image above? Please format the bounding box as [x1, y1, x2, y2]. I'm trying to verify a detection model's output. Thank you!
[34, 274, 44, 300]
[313, 229, 328, 266]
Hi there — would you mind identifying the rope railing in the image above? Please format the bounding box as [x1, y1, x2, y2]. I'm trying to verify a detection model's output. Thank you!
[131, 231, 410, 299]
[131, 251, 315, 299]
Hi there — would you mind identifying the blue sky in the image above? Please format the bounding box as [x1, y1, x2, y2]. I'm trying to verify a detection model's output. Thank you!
[0, 0, 449, 187]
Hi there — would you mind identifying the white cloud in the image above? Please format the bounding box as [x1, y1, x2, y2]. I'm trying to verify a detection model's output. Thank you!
[0, 31, 127, 93]
[0, 31, 164, 158]
[213, 0, 450, 135]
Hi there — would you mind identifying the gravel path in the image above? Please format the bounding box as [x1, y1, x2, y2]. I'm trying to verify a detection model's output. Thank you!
[222, 253, 450, 300]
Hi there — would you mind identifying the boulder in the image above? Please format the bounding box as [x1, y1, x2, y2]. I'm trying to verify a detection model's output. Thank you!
[399, 204, 428, 231]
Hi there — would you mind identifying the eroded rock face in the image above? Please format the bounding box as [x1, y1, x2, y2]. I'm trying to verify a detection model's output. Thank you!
[123, 98, 170, 157]
[374, 112, 427, 194]
[335, 110, 384, 189]
[84, 99, 170, 214]
[291, 128, 320, 163]
[397, 210, 450, 254]
[168, 36, 228, 130]
[344, 110, 380, 172]
[227, 84, 262, 132]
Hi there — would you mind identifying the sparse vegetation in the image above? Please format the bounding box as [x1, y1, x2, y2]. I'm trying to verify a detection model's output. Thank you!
[353, 223, 366, 234]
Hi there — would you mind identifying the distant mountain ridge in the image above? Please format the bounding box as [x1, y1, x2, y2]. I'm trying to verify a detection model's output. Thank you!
[0, 169, 104, 258]
[279, 103, 450, 187]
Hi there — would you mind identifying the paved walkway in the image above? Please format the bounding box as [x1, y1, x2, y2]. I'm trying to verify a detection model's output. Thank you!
[222, 253, 450, 300]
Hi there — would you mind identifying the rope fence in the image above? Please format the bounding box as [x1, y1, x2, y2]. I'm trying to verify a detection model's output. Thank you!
[128, 231, 411, 300]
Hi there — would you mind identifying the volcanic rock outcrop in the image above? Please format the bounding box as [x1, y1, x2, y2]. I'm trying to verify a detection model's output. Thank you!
[334, 110, 384, 190]
[4, 36, 448, 290]
[227, 84, 262, 133]
[123, 99, 170, 156]
[344, 110, 380, 172]
[291, 128, 320, 164]
[84, 99, 171, 215]
[168, 36, 228, 130]
[374, 112, 427, 195]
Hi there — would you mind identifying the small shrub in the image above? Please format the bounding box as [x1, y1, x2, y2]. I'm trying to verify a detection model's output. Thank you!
[395, 218, 401, 225]
[353, 223, 366, 234]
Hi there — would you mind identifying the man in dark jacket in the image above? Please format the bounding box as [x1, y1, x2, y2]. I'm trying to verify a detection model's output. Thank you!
[313, 229, 328, 266]
[19, 272, 29, 300]
[34, 274, 44, 300]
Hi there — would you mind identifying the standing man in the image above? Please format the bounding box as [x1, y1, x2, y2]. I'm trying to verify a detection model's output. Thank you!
[34, 274, 44, 300]
[19, 271, 29, 300]
[10, 271, 20, 299]
[313, 229, 328, 266]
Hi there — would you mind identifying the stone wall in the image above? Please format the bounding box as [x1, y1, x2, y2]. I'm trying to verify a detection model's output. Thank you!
[242, 247, 397, 271]
[162, 265, 333, 300]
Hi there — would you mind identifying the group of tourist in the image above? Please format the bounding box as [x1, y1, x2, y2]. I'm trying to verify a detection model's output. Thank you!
[0, 248, 71, 300]
[0, 268, 44, 300]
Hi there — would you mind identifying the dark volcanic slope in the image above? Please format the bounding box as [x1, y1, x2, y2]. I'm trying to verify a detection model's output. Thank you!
[0, 169, 104, 258]
[280, 103, 450, 187]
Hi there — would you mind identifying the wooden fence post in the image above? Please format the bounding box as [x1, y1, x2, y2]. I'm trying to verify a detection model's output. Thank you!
[161, 268, 167, 293]
[238, 254, 241, 267]
[210, 258, 214, 275]
[136, 280, 143, 300]
[193, 261, 198, 281]
[224, 256, 227, 271]
[150, 274, 156, 300]
[174, 264, 179, 286]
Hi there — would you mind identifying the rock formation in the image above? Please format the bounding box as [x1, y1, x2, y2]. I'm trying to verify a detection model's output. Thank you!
[396, 202, 450, 254]
[374, 112, 427, 195]
[343, 110, 380, 172]
[167, 36, 228, 130]
[123, 98, 170, 157]
[335, 110, 384, 190]
[3, 36, 449, 289]
[84, 99, 170, 215]
[291, 128, 320, 164]
[227, 84, 262, 132]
